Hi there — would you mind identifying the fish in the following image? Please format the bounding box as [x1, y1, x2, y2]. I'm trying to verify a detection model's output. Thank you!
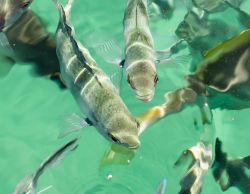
[0, 8, 63, 87]
[187, 29, 250, 110]
[175, 142, 213, 194]
[84, 0, 189, 102]
[137, 87, 197, 133]
[12, 138, 78, 194]
[154, 178, 167, 194]
[148, 0, 174, 19]
[0, 0, 33, 31]
[191, 0, 246, 13]
[212, 138, 250, 194]
[53, 0, 141, 149]
[123, 0, 159, 102]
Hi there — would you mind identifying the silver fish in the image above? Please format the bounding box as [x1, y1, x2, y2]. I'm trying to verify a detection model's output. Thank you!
[53, 0, 140, 149]
[175, 142, 212, 194]
[123, 0, 158, 102]
[154, 178, 167, 194]
[0, 0, 33, 31]
[12, 138, 78, 194]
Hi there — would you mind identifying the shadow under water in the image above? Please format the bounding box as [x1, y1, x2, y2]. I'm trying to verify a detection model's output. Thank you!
[0, 9, 63, 87]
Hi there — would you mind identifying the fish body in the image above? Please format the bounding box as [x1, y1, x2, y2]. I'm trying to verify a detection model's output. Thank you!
[176, 142, 212, 194]
[0, 10, 60, 76]
[123, 0, 158, 102]
[0, 0, 33, 31]
[54, 0, 140, 149]
[187, 29, 250, 109]
[13, 138, 78, 194]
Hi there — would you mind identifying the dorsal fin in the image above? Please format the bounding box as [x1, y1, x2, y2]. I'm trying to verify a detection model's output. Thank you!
[53, 0, 103, 87]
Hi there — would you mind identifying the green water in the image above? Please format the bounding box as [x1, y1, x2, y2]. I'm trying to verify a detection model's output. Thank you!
[1, 0, 250, 193]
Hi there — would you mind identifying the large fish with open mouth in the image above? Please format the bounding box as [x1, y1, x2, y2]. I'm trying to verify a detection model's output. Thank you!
[53, 0, 141, 149]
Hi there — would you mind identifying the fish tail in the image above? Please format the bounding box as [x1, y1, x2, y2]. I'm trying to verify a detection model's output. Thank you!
[52, 0, 74, 33]
[65, 0, 75, 19]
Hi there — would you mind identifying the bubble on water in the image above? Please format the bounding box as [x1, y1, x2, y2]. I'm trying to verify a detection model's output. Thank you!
[106, 172, 113, 180]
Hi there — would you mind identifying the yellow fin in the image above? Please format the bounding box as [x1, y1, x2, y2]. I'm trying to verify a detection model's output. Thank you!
[204, 29, 250, 60]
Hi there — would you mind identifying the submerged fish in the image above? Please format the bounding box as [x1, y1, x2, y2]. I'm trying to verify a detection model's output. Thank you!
[1, 10, 60, 77]
[212, 138, 250, 194]
[192, 0, 246, 12]
[154, 178, 167, 194]
[13, 138, 78, 194]
[175, 142, 212, 194]
[123, 0, 159, 102]
[54, 0, 141, 149]
[187, 29, 250, 109]
[0, 0, 33, 31]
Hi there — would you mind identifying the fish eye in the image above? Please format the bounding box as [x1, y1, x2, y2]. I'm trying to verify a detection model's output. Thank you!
[20, 1, 31, 9]
[127, 75, 135, 89]
[154, 75, 159, 85]
[108, 133, 121, 143]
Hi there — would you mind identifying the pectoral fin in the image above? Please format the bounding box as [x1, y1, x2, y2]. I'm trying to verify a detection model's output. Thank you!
[58, 113, 92, 138]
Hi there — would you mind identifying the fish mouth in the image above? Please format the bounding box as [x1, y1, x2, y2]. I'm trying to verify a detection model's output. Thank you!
[136, 92, 154, 102]
[128, 144, 140, 149]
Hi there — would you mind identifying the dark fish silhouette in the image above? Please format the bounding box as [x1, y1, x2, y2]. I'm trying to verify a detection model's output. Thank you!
[212, 138, 250, 194]
[0, 9, 64, 87]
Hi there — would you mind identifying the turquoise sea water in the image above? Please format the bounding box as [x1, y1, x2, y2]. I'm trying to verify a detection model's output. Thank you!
[1, 0, 250, 193]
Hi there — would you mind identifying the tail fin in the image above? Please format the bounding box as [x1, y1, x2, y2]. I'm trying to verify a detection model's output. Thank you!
[13, 138, 78, 194]
[52, 0, 75, 28]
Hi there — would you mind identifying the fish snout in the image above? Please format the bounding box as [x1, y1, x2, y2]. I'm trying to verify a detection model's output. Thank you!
[135, 89, 155, 102]
[127, 136, 141, 149]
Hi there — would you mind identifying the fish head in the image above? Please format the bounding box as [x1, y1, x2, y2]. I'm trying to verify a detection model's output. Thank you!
[0, 0, 33, 31]
[127, 61, 158, 102]
[107, 115, 141, 149]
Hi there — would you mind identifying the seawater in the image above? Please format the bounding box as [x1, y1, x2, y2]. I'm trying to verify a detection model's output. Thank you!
[1, 0, 250, 194]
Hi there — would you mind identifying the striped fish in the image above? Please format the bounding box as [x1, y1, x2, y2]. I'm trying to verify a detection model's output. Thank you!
[53, 0, 141, 149]
[123, 0, 158, 102]
[13, 138, 78, 194]
[0, 0, 33, 31]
